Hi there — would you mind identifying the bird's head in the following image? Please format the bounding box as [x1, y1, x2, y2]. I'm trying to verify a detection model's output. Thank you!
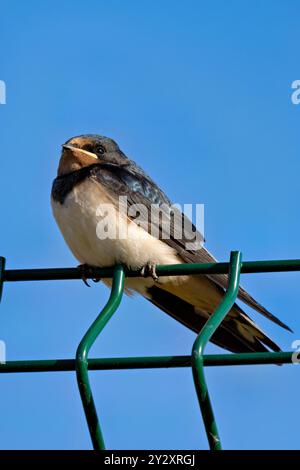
[57, 134, 127, 176]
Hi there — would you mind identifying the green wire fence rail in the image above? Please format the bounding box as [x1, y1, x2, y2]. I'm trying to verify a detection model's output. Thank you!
[0, 252, 298, 450]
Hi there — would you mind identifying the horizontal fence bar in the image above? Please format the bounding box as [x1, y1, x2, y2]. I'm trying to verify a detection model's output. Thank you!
[3, 259, 300, 283]
[0, 352, 294, 373]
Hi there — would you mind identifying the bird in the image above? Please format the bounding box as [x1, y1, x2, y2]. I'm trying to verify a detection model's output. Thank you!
[51, 134, 291, 353]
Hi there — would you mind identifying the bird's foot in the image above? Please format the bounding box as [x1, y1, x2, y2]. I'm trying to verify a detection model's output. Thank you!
[77, 264, 101, 287]
[140, 262, 159, 282]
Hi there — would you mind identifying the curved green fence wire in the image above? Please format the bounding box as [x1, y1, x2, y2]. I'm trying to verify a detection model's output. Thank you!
[0, 253, 298, 449]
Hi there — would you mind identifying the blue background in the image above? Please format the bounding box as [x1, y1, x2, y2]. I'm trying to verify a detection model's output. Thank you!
[0, 0, 299, 449]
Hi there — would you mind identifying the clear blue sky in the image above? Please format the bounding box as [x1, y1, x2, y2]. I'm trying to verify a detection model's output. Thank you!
[0, 0, 299, 450]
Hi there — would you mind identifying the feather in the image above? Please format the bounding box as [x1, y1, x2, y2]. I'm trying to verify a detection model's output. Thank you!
[52, 137, 292, 353]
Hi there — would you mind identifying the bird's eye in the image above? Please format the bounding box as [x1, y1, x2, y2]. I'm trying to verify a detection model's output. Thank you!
[96, 145, 105, 155]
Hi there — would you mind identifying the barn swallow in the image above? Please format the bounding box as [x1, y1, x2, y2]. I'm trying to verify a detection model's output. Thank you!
[51, 134, 291, 353]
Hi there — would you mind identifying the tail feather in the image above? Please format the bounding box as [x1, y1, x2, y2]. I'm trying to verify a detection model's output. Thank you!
[237, 285, 292, 332]
[178, 246, 292, 333]
[147, 285, 281, 354]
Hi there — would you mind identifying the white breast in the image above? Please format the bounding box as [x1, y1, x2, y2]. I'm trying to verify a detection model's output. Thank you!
[51, 178, 184, 294]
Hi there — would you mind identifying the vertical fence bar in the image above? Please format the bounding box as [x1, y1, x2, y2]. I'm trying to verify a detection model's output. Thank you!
[75, 264, 125, 450]
[191, 251, 242, 450]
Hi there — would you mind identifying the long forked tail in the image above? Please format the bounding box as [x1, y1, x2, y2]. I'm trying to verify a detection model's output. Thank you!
[147, 285, 281, 354]
[236, 285, 292, 332]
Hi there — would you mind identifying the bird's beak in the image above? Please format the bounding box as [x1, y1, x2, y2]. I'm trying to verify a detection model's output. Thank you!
[58, 144, 98, 176]
[62, 144, 98, 160]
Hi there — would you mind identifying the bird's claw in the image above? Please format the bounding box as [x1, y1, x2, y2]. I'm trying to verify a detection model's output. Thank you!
[77, 264, 101, 287]
[140, 263, 159, 282]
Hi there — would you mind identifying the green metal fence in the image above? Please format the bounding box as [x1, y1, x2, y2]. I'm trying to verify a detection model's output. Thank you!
[0, 251, 298, 450]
